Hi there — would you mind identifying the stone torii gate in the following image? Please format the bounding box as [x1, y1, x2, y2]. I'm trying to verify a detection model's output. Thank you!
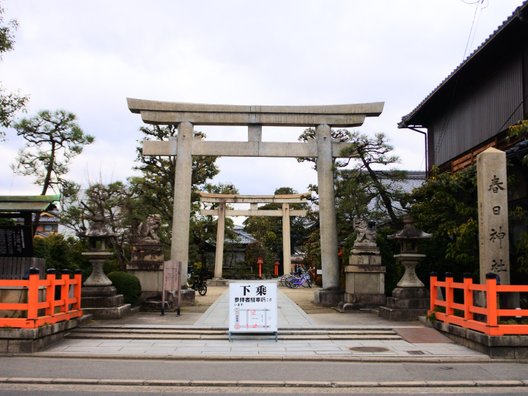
[199, 192, 309, 279]
[128, 99, 383, 303]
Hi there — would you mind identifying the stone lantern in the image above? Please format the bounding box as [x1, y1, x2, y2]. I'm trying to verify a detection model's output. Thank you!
[389, 215, 432, 288]
[82, 215, 114, 287]
[379, 215, 432, 321]
[81, 214, 131, 319]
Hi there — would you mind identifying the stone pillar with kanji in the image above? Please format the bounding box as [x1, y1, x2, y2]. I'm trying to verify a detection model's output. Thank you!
[477, 147, 510, 284]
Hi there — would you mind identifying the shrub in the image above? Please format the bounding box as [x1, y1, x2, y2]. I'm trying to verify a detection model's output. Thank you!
[107, 271, 141, 305]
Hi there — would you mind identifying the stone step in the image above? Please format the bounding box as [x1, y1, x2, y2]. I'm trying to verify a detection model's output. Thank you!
[66, 332, 401, 341]
[66, 327, 401, 341]
[74, 326, 395, 333]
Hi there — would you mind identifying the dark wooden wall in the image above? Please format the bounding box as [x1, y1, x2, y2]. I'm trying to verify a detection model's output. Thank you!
[429, 53, 524, 167]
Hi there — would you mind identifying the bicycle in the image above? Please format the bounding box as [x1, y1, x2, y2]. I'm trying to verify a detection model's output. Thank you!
[286, 272, 311, 288]
[279, 273, 295, 287]
[187, 274, 208, 296]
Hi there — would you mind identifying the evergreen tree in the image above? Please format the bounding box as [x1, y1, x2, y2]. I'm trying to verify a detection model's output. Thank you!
[0, 3, 28, 137]
[12, 110, 94, 195]
[297, 128, 406, 272]
[129, 125, 223, 263]
[61, 181, 133, 271]
[408, 166, 479, 281]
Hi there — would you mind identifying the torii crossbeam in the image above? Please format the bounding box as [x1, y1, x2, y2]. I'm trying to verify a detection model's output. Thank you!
[128, 98, 384, 302]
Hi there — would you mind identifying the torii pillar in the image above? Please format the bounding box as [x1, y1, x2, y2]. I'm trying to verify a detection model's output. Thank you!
[128, 99, 384, 305]
[172, 121, 193, 278]
[282, 203, 292, 275]
[214, 202, 226, 280]
[317, 124, 339, 290]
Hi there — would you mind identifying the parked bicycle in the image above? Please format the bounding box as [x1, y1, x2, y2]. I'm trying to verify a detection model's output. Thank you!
[187, 273, 207, 296]
[284, 272, 311, 288]
[279, 273, 294, 287]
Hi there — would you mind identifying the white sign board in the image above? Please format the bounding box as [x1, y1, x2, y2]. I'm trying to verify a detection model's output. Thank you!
[229, 282, 277, 334]
[162, 260, 181, 315]
[163, 260, 181, 291]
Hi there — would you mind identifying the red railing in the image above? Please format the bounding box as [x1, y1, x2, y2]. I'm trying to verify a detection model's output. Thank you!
[430, 273, 528, 336]
[0, 268, 83, 329]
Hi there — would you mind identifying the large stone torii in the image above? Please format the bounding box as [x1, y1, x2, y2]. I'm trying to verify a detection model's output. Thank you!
[128, 99, 384, 302]
[199, 192, 309, 279]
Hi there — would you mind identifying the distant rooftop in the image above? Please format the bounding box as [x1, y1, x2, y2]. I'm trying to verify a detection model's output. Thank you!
[225, 225, 258, 245]
[0, 195, 60, 213]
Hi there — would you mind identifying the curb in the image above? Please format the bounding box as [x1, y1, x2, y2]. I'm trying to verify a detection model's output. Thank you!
[16, 352, 499, 363]
[1, 377, 527, 388]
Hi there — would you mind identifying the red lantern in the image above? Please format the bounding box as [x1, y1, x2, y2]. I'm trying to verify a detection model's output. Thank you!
[257, 256, 264, 279]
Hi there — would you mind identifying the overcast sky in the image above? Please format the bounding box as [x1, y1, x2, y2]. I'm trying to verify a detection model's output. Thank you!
[1, 0, 524, 197]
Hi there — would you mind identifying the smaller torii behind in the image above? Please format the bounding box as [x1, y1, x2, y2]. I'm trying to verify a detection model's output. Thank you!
[199, 192, 309, 279]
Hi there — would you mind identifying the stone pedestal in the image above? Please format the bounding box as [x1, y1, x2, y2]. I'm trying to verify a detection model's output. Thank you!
[208, 278, 229, 286]
[127, 242, 196, 309]
[379, 253, 429, 321]
[378, 287, 429, 321]
[127, 241, 164, 301]
[314, 288, 343, 307]
[81, 285, 132, 319]
[338, 248, 386, 311]
[179, 289, 196, 305]
[82, 253, 132, 320]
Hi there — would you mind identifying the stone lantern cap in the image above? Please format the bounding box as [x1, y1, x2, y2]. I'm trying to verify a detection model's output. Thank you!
[388, 215, 432, 241]
[84, 213, 115, 238]
[388, 215, 431, 255]
[82, 213, 116, 253]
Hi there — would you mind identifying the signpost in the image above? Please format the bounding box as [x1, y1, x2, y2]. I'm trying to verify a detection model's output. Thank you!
[161, 260, 181, 316]
[477, 148, 510, 284]
[228, 281, 277, 341]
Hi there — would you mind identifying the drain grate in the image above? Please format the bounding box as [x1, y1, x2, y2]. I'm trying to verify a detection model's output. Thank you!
[349, 346, 389, 353]
[406, 350, 425, 355]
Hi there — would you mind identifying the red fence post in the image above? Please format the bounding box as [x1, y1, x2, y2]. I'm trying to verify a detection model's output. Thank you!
[45, 268, 57, 317]
[445, 272, 454, 316]
[26, 267, 41, 320]
[463, 273, 473, 321]
[486, 273, 498, 327]
[73, 269, 82, 311]
[61, 269, 71, 312]
[429, 272, 437, 312]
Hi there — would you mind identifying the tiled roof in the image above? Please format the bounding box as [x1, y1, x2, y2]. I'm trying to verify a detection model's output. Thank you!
[225, 226, 258, 245]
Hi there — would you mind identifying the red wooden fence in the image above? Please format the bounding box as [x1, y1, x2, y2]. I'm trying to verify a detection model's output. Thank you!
[430, 273, 528, 336]
[0, 268, 82, 329]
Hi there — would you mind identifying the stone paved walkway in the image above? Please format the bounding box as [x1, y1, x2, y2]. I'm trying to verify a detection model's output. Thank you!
[37, 285, 489, 361]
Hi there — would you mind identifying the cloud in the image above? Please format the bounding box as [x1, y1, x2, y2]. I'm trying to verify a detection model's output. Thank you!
[1, 0, 524, 197]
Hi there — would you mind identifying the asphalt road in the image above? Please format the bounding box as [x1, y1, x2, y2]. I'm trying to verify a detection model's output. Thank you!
[1, 357, 528, 394]
[2, 357, 528, 382]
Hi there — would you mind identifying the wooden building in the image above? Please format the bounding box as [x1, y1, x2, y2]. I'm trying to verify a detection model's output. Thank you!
[33, 211, 60, 238]
[399, 1, 528, 173]
[0, 195, 58, 278]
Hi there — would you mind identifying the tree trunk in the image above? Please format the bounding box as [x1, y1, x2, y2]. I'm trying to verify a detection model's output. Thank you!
[360, 156, 400, 227]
